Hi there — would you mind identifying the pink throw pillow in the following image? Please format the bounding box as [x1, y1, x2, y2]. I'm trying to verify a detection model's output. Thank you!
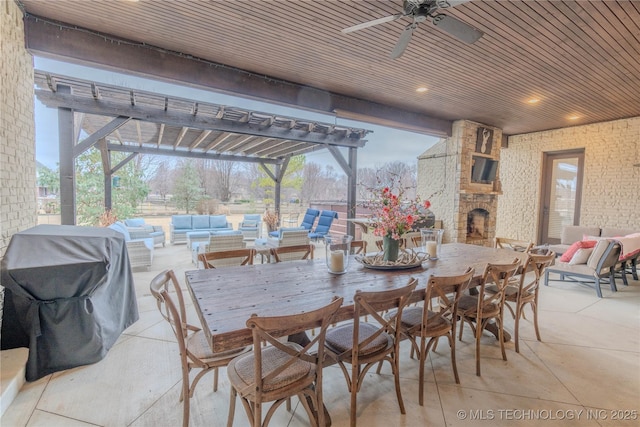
[560, 240, 598, 263]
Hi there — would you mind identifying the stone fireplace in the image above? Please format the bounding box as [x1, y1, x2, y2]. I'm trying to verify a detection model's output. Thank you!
[417, 120, 503, 247]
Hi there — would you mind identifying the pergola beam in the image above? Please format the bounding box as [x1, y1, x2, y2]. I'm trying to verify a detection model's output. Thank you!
[36, 90, 367, 148]
[106, 143, 281, 165]
[25, 15, 452, 137]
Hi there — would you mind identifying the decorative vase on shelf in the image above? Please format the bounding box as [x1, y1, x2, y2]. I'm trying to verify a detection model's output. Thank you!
[382, 235, 401, 262]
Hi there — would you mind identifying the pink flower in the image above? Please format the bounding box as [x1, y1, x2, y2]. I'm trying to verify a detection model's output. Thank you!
[365, 184, 432, 240]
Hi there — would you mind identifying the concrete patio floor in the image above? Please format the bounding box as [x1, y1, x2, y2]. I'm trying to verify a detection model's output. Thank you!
[2, 242, 639, 426]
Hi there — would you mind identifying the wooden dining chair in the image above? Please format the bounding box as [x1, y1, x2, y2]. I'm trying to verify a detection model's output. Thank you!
[149, 270, 249, 427]
[198, 248, 255, 269]
[456, 260, 520, 376]
[488, 251, 555, 352]
[494, 237, 534, 253]
[324, 278, 418, 427]
[392, 268, 474, 405]
[226, 297, 343, 427]
[270, 244, 314, 262]
[350, 240, 367, 255]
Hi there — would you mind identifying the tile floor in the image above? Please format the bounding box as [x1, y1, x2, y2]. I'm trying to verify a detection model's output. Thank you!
[2, 244, 639, 427]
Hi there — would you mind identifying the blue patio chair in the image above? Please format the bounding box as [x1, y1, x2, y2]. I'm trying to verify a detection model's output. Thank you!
[309, 210, 338, 240]
[268, 208, 320, 237]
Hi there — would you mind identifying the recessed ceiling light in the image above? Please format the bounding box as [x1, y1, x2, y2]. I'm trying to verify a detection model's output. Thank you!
[416, 87, 428, 93]
[526, 98, 540, 104]
[568, 115, 580, 120]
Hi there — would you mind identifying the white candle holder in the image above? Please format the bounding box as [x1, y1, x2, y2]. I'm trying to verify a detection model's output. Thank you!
[324, 234, 352, 274]
[420, 228, 443, 260]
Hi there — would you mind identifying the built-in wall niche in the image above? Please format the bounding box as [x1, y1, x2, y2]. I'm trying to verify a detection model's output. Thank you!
[470, 155, 498, 184]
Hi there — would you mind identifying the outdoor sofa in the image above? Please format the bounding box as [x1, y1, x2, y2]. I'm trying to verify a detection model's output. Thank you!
[170, 214, 233, 244]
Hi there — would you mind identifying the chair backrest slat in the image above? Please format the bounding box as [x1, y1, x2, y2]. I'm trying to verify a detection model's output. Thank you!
[271, 244, 314, 262]
[199, 248, 255, 269]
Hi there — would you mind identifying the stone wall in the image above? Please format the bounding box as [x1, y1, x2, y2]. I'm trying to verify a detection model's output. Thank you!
[1, 0, 36, 316]
[496, 117, 640, 242]
[418, 120, 502, 246]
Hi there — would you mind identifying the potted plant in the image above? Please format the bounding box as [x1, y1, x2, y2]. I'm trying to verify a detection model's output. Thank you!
[264, 209, 279, 233]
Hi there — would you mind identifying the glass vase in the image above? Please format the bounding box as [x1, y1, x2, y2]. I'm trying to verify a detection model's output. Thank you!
[421, 228, 443, 260]
[325, 234, 352, 274]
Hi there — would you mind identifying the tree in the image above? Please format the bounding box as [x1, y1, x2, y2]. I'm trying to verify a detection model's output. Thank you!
[256, 155, 305, 206]
[193, 159, 241, 202]
[37, 163, 60, 195]
[172, 160, 203, 213]
[75, 148, 150, 225]
[149, 160, 172, 200]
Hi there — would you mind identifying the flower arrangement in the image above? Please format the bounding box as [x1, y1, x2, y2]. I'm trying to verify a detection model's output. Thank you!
[368, 186, 431, 241]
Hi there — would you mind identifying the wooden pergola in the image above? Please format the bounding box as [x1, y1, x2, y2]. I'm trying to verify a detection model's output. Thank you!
[34, 71, 372, 235]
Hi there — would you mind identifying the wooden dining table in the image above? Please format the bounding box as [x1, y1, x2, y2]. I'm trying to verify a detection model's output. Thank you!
[186, 242, 527, 353]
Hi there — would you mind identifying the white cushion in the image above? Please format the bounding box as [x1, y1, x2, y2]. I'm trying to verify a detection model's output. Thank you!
[568, 248, 593, 265]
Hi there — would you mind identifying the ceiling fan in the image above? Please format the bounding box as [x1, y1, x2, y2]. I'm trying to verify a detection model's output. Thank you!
[342, 0, 483, 59]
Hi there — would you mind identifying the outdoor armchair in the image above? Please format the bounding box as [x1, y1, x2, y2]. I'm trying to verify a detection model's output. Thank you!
[237, 214, 262, 240]
[123, 218, 166, 247]
[108, 222, 154, 269]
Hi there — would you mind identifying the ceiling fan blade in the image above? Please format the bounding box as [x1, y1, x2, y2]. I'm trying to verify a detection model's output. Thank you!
[436, 0, 473, 8]
[390, 24, 416, 59]
[342, 13, 403, 33]
[432, 14, 483, 44]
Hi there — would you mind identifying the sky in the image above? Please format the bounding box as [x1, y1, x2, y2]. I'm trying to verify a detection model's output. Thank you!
[34, 57, 440, 172]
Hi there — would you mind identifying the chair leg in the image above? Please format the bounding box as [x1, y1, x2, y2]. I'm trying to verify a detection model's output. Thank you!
[475, 318, 482, 376]
[532, 301, 541, 342]
[350, 369, 358, 427]
[227, 386, 237, 427]
[418, 336, 427, 406]
[498, 317, 507, 362]
[544, 270, 550, 286]
[448, 333, 460, 384]
[514, 305, 521, 354]
[609, 268, 618, 292]
[620, 261, 629, 287]
[213, 367, 219, 392]
[594, 278, 603, 298]
[632, 258, 639, 280]
[392, 351, 406, 415]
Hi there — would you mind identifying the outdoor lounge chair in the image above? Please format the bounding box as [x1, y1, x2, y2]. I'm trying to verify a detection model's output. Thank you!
[544, 239, 622, 298]
[308, 210, 338, 240]
[268, 208, 319, 237]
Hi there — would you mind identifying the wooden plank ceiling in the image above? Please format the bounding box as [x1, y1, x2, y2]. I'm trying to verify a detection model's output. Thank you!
[34, 71, 371, 164]
[20, 0, 640, 137]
